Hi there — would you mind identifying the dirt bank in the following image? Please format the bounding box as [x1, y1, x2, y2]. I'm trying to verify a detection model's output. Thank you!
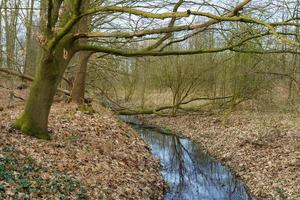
[143, 111, 300, 200]
[0, 101, 166, 199]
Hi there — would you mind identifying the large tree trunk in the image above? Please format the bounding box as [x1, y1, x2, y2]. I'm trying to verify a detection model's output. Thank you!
[14, 0, 80, 140]
[70, 52, 92, 104]
[15, 39, 74, 139]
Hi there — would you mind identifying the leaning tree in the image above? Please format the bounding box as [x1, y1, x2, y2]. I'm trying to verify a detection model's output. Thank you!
[14, 0, 300, 139]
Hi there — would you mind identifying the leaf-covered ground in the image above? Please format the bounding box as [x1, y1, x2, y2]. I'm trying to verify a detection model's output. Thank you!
[0, 101, 166, 199]
[143, 111, 300, 200]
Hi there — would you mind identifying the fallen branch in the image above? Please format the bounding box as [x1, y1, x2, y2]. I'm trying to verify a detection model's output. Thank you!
[118, 96, 233, 115]
[0, 68, 71, 96]
[0, 84, 25, 101]
[180, 96, 233, 105]
[0, 68, 33, 81]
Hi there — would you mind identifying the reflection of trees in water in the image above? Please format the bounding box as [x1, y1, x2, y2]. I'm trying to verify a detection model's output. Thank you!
[189, 140, 253, 200]
[136, 127, 253, 200]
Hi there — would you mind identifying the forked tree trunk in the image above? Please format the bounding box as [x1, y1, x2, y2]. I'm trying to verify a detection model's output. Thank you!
[15, 39, 74, 139]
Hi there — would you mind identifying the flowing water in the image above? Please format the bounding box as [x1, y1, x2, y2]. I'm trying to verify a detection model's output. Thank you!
[120, 116, 255, 200]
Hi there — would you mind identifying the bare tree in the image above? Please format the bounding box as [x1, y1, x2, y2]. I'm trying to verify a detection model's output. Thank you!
[10, 0, 299, 139]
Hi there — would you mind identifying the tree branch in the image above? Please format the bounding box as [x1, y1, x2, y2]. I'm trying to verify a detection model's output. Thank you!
[76, 32, 273, 57]
[76, 1, 252, 40]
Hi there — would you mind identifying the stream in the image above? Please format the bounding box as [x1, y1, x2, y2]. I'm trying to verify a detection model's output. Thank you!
[120, 115, 255, 200]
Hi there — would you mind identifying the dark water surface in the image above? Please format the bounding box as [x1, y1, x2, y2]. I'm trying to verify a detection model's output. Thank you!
[120, 116, 255, 200]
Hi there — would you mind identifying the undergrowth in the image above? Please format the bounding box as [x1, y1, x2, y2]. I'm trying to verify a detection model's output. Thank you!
[0, 145, 88, 200]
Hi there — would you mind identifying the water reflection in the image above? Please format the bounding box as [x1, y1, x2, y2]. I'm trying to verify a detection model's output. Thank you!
[121, 116, 255, 200]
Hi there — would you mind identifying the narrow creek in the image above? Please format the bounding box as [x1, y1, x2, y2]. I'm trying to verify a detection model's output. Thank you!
[120, 115, 256, 200]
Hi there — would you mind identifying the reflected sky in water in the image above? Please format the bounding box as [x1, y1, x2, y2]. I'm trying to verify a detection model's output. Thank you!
[122, 116, 255, 200]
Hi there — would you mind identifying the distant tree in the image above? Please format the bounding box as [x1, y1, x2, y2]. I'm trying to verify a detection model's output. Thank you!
[24, 0, 35, 74]
[70, 0, 92, 104]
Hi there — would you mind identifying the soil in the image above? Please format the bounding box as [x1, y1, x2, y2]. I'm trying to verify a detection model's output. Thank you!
[142, 111, 300, 200]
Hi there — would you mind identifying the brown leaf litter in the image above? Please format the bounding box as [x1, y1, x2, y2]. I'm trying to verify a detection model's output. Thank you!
[0, 102, 166, 199]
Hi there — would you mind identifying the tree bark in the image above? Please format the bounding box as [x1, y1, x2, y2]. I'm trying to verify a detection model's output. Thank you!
[15, 37, 74, 139]
[70, 0, 91, 104]
[4, 0, 19, 70]
[24, 0, 35, 74]
[14, 0, 81, 139]
[70, 52, 92, 104]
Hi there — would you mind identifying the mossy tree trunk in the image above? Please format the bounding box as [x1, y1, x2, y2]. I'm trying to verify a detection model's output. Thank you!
[14, 0, 82, 139]
[15, 37, 75, 139]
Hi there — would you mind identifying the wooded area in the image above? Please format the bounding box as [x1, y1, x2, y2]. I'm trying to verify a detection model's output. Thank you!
[0, 0, 299, 199]
[0, 0, 298, 138]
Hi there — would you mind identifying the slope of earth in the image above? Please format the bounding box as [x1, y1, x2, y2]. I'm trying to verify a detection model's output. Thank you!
[0, 89, 166, 199]
[143, 111, 300, 200]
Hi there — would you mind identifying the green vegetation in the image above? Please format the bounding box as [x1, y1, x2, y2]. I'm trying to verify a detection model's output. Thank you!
[0, 145, 88, 200]
[77, 104, 95, 115]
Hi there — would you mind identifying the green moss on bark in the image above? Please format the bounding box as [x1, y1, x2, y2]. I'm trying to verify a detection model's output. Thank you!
[14, 31, 74, 141]
[15, 115, 51, 140]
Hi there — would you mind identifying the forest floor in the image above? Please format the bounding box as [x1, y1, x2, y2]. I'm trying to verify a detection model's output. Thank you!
[0, 89, 166, 199]
[142, 111, 300, 200]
